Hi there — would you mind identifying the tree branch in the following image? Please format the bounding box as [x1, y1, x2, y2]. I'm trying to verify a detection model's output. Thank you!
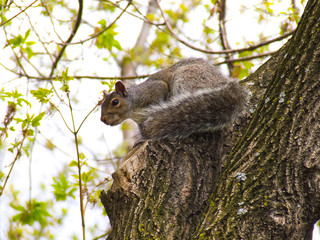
[49, 0, 83, 78]
[0, 0, 38, 27]
[11, 49, 277, 82]
[16, 73, 151, 81]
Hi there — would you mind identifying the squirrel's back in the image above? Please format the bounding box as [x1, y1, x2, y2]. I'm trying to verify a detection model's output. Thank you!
[148, 58, 229, 97]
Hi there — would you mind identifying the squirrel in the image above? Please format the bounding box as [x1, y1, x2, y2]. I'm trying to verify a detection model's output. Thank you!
[101, 58, 250, 140]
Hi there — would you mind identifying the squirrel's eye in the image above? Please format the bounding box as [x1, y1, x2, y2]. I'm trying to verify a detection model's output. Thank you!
[111, 99, 119, 106]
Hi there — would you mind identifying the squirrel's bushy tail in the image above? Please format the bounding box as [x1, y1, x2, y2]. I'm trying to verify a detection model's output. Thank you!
[139, 81, 250, 140]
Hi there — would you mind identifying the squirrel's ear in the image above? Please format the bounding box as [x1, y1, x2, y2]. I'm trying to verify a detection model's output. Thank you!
[115, 81, 128, 97]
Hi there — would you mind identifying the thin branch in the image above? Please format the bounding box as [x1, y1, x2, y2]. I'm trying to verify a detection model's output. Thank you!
[215, 51, 276, 65]
[19, 2, 54, 63]
[84, 178, 108, 211]
[0, 61, 21, 76]
[92, 230, 111, 240]
[17, 73, 151, 81]
[3, 27, 29, 77]
[155, 0, 294, 55]
[49, 102, 73, 133]
[104, 0, 164, 27]
[218, 0, 234, 74]
[49, 0, 83, 78]
[0, 104, 16, 145]
[67, 92, 86, 240]
[20, 53, 45, 77]
[76, 104, 99, 134]
[0, 127, 28, 196]
[40, 0, 64, 42]
[66, 1, 132, 45]
[0, 0, 38, 27]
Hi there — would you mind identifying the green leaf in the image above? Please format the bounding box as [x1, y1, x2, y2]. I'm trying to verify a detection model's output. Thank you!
[61, 68, 74, 81]
[26, 41, 36, 46]
[60, 83, 69, 92]
[11, 200, 52, 227]
[23, 146, 30, 157]
[52, 174, 77, 201]
[8, 34, 24, 48]
[25, 47, 35, 59]
[4, 89, 31, 106]
[98, 19, 107, 26]
[31, 112, 45, 127]
[19, 98, 31, 107]
[95, 24, 122, 51]
[27, 128, 34, 137]
[101, 80, 116, 91]
[30, 88, 52, 103]
[12, 213, 24, 222]
[14, 118, 24, 123]
[11, 89, 23, 99]
[10, 203, 25, 212]
[54, 68, 74, 92]
[0, 88, 10, 100]
[24, 29, 31, 40]
[81, 171, 94, 183]
[69, 160, 78, 167]
[79, 152, 85, 160]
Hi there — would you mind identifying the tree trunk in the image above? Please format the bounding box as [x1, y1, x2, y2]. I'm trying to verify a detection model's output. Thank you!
[195, 0, 320, 238]
[101, 133, 222, 239]
[101, 0, 320, 239]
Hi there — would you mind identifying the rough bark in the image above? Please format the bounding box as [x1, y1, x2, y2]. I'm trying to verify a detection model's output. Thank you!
[100, 0, 320, 239]
[195, 0, 320, 239]
[101, 133, 222, 239]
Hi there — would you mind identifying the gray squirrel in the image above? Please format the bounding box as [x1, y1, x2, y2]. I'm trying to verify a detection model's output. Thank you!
[101, 58, 249, 140]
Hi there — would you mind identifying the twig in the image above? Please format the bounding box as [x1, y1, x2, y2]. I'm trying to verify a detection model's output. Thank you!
[0, 0, 38, 27]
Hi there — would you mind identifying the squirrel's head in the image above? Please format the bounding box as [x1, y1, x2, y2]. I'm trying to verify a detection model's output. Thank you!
[101, 81, 130, 126]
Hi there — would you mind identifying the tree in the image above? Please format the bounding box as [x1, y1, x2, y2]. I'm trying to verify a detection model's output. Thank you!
[100, 0, 320, 239]
[0, 0, 315, 239]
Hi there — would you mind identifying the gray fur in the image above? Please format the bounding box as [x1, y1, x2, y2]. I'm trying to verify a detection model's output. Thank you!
[101, 58, 250, 140]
